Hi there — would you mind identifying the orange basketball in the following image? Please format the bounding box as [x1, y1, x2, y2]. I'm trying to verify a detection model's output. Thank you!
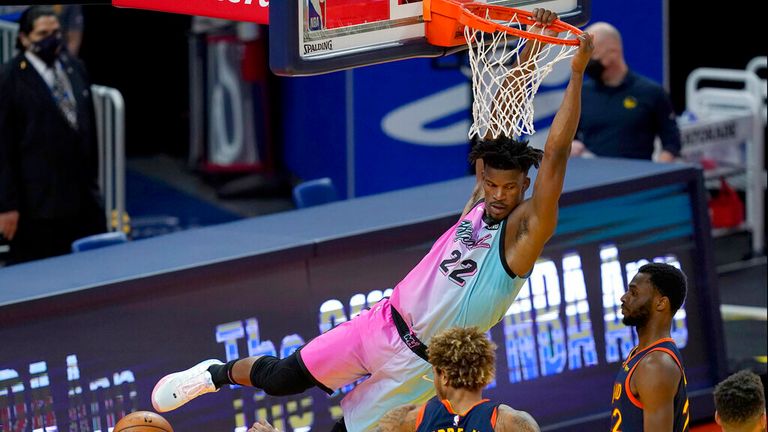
[114, 411, 174, 432]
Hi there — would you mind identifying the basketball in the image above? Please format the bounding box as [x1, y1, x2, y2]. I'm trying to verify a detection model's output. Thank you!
[113, 411, 174, 432]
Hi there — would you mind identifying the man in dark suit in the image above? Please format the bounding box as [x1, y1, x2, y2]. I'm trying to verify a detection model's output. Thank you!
[0, 6, 105, 264]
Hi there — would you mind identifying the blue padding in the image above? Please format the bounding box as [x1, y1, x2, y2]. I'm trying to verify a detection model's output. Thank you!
[71, 232, 128, 253]
[293, 178, 339, 209]
[126, 169, 241, 232]
[0, 12, 22, 22]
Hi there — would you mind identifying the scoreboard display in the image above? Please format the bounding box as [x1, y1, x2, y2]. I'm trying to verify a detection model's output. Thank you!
[0, 162, 725, 432]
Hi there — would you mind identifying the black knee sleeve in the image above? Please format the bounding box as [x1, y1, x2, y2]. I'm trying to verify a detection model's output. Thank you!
[249, 352, 316, 396]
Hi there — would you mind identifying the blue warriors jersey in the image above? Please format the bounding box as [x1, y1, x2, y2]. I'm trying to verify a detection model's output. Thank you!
[610, 338, 690, 432]
[416, 397, 498, 432]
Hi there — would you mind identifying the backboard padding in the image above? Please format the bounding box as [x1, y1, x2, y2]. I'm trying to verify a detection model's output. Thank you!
[270, 0, 590, 76]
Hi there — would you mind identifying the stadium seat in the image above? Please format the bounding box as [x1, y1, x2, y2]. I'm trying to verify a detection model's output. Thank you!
[71, 231, 128, 253]
[292, 178, 339, 209]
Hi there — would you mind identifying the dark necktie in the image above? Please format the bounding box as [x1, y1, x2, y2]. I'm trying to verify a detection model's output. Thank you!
[51, 67, 78, 130]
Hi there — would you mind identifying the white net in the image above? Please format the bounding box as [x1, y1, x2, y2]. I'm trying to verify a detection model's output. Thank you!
[466, 12, 579, 140]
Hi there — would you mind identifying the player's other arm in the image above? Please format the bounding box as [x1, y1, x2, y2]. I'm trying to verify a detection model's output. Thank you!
[494, 405, 541, 432]
[374, 404, 421, 432]
[487, 9, 559, 139]
[461, 159, 485, 219]
[505, 33, 593, 275]
[511, 9, 559, 75]
[634, 351, 683, 432]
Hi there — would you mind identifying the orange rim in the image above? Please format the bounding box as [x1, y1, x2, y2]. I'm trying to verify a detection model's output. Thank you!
[426, 0, 583, 46]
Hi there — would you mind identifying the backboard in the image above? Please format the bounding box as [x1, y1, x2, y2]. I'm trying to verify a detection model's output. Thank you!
[270, 0, 590, 76]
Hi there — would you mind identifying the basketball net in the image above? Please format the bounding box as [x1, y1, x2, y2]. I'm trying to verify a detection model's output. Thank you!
[465, 13, 579, 140]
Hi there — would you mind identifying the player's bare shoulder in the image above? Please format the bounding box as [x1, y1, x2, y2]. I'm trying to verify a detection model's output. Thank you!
[633, 349, 683, 394]
[375, 404, 421, 432]
[494, 405, 541, 432]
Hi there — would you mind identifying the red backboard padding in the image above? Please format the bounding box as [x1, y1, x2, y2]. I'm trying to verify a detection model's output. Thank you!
[113, 0, 269, 24]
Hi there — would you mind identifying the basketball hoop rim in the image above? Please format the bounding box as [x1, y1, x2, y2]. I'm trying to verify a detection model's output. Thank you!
[425, 0, 584, 46]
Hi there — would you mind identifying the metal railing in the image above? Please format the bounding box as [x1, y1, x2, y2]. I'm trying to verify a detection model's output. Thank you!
[92, 85, 127, 234]
[0, 19, 17, 64]
[746, 56, 767, 124]
[685, 67, 766, 255]
[1, 19, 126, 234]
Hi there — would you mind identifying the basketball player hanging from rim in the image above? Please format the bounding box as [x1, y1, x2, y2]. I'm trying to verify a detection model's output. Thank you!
[152, 9, 594, 432]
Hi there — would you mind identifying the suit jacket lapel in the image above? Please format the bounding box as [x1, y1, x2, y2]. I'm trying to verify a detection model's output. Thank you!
[20, 55, 84, 131]
[17, 57, 59, 115]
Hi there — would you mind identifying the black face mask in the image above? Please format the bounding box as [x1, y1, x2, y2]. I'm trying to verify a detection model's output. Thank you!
[584, 59, 605, 83]
[30, 34, 63, 67]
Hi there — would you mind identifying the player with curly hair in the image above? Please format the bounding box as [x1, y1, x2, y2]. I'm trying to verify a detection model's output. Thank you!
[376, 326, 540, 432]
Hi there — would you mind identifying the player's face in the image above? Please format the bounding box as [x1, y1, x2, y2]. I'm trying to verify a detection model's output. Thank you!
[620, 273, 657, 327]
[482, 167, 529, 222]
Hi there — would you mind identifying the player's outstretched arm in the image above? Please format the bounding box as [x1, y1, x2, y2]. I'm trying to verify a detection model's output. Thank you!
[635, 351, 683, 432]
[504, 32, 593, 275]
[494, 405, 541, 432]
[530, 31, 593, 225]
[374, 404, 421, 432]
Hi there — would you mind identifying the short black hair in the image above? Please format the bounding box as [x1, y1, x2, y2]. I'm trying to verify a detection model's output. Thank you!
[638, 262, 687, 314]
[468, 136, 543, 174]
[16, 6, 58, 51]
[714, 370, 766, 425]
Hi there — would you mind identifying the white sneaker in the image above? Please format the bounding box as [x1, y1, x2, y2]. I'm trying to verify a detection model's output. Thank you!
[151, 359, 223, 412]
